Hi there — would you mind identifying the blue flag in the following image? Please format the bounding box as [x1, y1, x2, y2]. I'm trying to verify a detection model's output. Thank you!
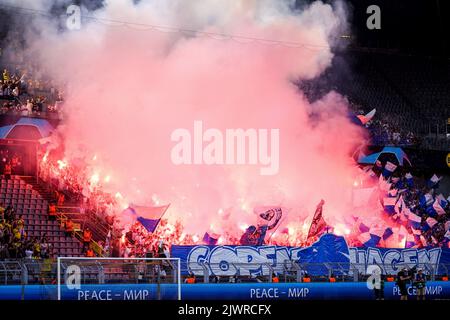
[358, 233, 374, 247]
[411, 227, 422, 242]
[203, 232, 220, 245]
[419, 193, 434, 208]
[432, 199, 446, 216]
[405, 173, 414, 188]
[359, 232, 380, 247]
[425, 205, 438, 218]
[382, 161, 397, 178]
[437, 194, 449, 209]
[382, 227, 393, 240]
[445, 230, 450, 241]
[394, 179, 405, 190]
[383, 197, 397, 215]
[359, 222, 370, 233]
[369, 227, 384, 246]
[421, 217, 438, 232]
[427, 174, 441, 189]
[124, 204, 170, 233]
[405, 234, 416, 248]
[407, 211, 422, 229]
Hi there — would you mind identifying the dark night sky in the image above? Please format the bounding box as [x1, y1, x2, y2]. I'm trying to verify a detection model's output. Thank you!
[1, 0, 449, 57]
[346, 0, 449, 56]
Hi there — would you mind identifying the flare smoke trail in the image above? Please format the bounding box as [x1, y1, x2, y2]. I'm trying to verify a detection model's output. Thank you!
[5, 0, 374, 240]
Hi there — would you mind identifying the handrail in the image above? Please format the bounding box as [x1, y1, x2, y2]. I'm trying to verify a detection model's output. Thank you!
[55, 212, 106, 257]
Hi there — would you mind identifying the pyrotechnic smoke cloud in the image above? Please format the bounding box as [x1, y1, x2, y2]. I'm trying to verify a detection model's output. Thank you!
[10, 0, 372, 240]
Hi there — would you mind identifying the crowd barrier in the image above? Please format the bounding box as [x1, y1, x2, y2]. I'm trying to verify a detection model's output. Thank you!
[2, 258, 450, 285]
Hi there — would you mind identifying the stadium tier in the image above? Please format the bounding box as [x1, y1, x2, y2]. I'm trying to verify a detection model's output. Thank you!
[299, 51, 450, 148]
[1, 176, 84, 258]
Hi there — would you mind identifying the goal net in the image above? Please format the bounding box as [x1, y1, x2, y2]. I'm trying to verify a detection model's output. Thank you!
[57, 257, 181, 301]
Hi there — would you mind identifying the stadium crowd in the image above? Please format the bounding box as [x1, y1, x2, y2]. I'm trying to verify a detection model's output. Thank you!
[0, 56, 64, 117]
[0, 146, 23, 177]
[355, 163, 450, 248]
[352, 105, 420, 146]
[0, 43, 449, 259]
[36, 142, 450, 256]
[0, 203, 53, 260]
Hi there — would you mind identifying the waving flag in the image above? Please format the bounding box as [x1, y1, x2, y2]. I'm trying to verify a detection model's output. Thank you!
[437, 194, 448, 208]
[359, 232, 379, 247]
[306, 200, 328, 241]
[356, 108, 376, 125]
[396, 205, 410, 222]
[427, 174, 442, 189]
[426, 217, 437, 229]
[445, 230, 450, 240]
[394, 178, 406, 190]
[402, 206, 412, 218]
[407, 212, 422, 229]
[382, 227, 393, 240]
[419, 193, 434, 208]
[394, 195, 404, 214]
[426, 205, 438, 218]
[399, 210, 408, 224]
[123, 204, 170, 233]
[359, 222, 370, 233]
[382, 161, 397, 178]
[432, 199, 446, 215]
[369, 227, 384, 246]
[383, 197, 397, 215]
[203, 232, 220, 245]
[405, 234, 416, 248]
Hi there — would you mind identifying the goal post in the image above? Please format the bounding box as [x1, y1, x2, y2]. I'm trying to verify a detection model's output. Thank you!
[57, 257, 181, 301]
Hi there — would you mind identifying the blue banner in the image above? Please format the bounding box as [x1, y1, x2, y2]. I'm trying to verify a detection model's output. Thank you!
[171, 234, 450, 276]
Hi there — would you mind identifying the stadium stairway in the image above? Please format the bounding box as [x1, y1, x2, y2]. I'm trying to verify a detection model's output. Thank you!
[2, 176, 84, 257]
[22, 176, 84, 220]
[21, 176, 55, 202]
[22, 176, 111, 257]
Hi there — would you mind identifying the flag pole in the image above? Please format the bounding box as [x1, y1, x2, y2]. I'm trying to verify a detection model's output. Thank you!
[154, 203, 171, 232]
[266, 216, 286, 243]
[306, 199, 325, 241]
[159, 203, 171, 220]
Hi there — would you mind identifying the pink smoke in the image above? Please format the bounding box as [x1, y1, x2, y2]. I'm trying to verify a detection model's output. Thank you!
[27, 0, 372, 241]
